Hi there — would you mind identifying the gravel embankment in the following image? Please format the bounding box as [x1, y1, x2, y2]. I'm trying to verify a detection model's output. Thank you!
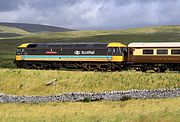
[0, 88, 179, 103]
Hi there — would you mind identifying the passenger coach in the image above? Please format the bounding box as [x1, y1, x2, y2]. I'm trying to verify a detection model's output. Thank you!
[128, 42, 180, 72]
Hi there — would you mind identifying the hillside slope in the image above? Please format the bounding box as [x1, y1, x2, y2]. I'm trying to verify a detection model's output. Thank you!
[0, 26, 31, 38]
[0, 22, 74, 33]
[21, 25, 180, 40]
[120, 25, 180, 34]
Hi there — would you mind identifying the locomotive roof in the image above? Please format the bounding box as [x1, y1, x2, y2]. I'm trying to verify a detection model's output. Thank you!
[128, 42, 180, 48]
[32, 42, 108, 44]
[18, 42, 126, 48]
[18, 42, 109, 48]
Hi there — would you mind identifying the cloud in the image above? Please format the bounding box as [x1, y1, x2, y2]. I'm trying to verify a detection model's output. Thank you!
[0, 0, 24, 11]
[0, 0, 180, 29]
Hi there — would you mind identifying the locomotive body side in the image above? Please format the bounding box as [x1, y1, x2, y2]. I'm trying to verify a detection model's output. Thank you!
[15, 42, 127, 71]
[17, 43, 109, 62]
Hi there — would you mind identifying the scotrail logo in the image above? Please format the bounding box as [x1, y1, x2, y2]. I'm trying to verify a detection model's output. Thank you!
[74, 50, 80, 55]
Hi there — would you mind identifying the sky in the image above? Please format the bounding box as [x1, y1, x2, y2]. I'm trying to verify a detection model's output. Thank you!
[0, 0, 180, 30]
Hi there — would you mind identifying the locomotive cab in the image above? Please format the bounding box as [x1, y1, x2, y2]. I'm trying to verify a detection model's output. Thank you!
[15, 43, 30, 61]
[107, 42, 127, 62]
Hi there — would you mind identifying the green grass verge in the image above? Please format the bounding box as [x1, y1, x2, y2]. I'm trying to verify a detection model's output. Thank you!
[0, 98, 179, 122]
[0, 68, 179, 96]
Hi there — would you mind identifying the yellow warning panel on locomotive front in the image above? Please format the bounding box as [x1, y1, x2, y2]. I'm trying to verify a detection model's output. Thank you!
[18, 43, 31, 48]
[107, 42, 126, 47]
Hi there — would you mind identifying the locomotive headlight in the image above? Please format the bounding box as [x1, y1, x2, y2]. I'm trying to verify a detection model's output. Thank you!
[16, 56, 22, 60]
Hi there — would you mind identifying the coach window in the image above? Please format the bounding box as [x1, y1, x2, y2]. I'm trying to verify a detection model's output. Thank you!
[143, 49, 153, 55]
[171, 49, 180, 55]
[157, 49, 168, 55]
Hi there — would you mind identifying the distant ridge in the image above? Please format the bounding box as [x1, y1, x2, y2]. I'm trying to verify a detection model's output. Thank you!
[0, 22, 74, 33]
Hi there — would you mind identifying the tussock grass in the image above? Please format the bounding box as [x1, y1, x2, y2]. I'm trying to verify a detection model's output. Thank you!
[0, 68, 179, 95]
[0, 98, 179, 122]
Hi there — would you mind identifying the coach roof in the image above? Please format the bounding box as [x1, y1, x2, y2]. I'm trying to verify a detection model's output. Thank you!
[128, 42, 180, 48]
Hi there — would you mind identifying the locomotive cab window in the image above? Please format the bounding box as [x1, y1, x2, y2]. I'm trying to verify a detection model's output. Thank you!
[143, 49, 153, 54]
[16, 49, 22, 54]
[16, 49, 26, 55]
[16, 49, 22, 53]
[121, 48, 127, 56]
[157, 49, 168, 55]
[108, 47, 123, 55]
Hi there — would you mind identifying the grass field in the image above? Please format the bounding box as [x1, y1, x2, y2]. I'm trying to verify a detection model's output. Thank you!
[0, 68, 179, 122]
[0, 98, 180, 122]
[0, 68, 179, 96]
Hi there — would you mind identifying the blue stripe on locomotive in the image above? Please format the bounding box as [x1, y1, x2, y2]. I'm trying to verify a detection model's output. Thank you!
[21, 55, 112, 59]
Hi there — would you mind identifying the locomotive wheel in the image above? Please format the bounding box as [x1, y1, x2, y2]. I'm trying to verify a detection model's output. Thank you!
[87, 65, 95, 71]
[159, 68, 166, 73]
[153, 67, 159, 72]
[141, 68, 147, 72]
[135, 67, 141, 71]
[154, 67, 166, 73]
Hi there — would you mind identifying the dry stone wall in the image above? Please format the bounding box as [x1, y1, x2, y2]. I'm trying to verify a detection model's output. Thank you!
[0, 88, 179, 103]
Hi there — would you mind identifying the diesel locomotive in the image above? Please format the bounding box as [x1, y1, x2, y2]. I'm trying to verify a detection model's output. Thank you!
[15, 42, 180, 72]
